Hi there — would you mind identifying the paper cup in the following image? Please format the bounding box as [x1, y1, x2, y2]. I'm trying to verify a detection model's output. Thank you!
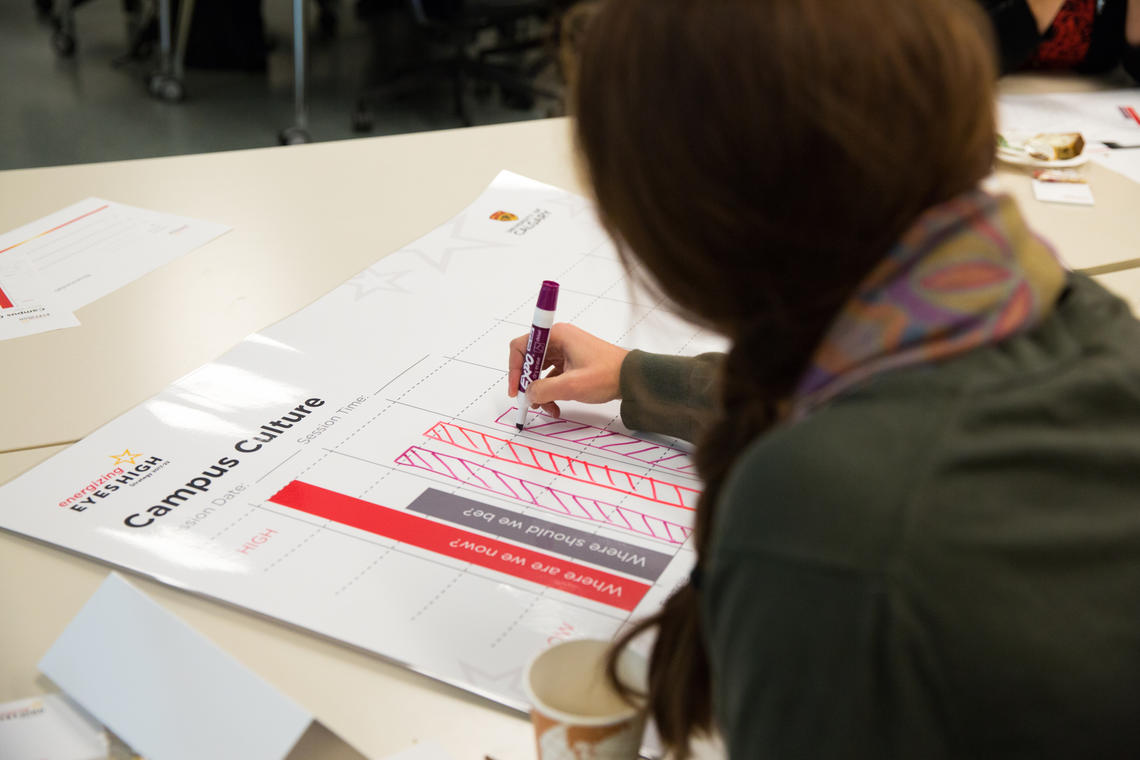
[523, 638, 648, 760]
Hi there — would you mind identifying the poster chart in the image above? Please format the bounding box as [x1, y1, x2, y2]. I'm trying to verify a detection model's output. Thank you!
[0, 172, 723, 714]
[0, 198, 230, 340]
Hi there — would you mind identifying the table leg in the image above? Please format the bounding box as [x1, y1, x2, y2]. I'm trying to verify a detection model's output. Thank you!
[147, 0, 185, 101]
[279, 0, 313, 144]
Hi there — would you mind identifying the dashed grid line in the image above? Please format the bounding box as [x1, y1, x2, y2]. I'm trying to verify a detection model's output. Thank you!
[263, 525, 324, 572]
[490, 595, 544, 648]
[410, 573, 465, 621]
[210, 506, 257, 541]
[335, 547, 395, 595]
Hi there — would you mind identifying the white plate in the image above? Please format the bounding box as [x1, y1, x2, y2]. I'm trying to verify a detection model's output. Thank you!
[996, 147, 1091, 168]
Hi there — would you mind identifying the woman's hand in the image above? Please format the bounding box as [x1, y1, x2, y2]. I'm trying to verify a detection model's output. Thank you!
[507, 323, 630, 418]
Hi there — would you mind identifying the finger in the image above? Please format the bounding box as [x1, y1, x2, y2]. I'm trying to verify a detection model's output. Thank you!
[539, 401, 561, 418]
[526, 372, 582, 405]
[507, 334, 529, 396]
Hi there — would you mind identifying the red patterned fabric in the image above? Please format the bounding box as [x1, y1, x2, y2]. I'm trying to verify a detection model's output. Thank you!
[1027, 0, 1096, 69]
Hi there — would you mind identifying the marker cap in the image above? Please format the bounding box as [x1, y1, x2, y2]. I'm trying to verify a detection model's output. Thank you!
[537, 280, 559, 311]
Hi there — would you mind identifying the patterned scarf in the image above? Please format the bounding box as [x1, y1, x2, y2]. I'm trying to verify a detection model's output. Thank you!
[792, 191, 1066, 418]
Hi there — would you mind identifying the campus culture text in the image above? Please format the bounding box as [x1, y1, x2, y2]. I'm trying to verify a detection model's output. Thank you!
[122, 397, 327, 528]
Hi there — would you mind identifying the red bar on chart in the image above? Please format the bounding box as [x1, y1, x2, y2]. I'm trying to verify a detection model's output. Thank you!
[269, 480, 651, 611]
[0, 285, 13, 309]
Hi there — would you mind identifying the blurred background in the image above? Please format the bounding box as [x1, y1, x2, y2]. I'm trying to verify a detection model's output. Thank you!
[0, 0, 584, 170]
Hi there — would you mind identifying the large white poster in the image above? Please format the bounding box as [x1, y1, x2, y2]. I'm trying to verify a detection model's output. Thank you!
[0, 173, 721, 711]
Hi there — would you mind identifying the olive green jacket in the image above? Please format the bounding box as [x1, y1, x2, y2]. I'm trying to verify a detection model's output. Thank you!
[619, 274, 1140, 758]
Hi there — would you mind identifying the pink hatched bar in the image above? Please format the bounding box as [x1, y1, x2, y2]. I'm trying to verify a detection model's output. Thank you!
[395, 445, 693, 544]
[496, 407, 695, 475]
[422, 421, 700, 511]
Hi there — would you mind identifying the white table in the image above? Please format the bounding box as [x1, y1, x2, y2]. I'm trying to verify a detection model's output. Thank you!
[1093, 267, 1140, 314]
[2, 73, 1137, 760]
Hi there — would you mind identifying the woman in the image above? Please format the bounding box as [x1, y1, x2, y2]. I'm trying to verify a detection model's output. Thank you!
[980, 0, 1140, 80]
[508, 0, 1140, 756]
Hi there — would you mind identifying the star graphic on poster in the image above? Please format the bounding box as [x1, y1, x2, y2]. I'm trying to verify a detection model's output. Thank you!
[407, 214, 514, 274]
[347, 268, 412, 301]
[542, 191, 592, 218]
[457, 660, 524, 696]
[110, 449, 141, 466]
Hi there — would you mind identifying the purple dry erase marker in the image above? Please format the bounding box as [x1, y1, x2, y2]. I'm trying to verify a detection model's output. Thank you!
[516, 280, 560, 430]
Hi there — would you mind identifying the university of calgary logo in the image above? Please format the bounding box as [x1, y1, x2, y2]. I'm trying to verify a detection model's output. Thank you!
[490, 210, 518, 222]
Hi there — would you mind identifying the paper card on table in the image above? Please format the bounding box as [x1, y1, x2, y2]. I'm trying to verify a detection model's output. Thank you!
[0, 694, 108, 760]
[1032, 179, 1095, 205]
[38, 573, 367, 760]
[0, 198, 230, 312]
[0, 250, 79, 340]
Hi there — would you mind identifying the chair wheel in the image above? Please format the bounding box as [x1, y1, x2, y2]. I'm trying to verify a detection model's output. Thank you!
[51, 29, 76, 57]
[148, 73, 185, 102]
[278, 126, 311, 145]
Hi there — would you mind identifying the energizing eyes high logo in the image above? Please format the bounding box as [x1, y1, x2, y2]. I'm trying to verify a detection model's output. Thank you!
[57, 449, 170, 512]
[490, 210, 519, 221]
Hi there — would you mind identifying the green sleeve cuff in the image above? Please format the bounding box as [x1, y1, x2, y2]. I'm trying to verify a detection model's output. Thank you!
[619, 350, 724, 443]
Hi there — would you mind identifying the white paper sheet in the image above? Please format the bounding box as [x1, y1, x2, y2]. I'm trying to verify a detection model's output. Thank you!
[998, 89, 1140, 147]
[1093, 147, 1140, 185]
[0, 694, 107, 760]
[0, 197, 230, 312]
[0, 249, 80, 340]
[0, 173, 716, 744]
[39, 573, 315, 760]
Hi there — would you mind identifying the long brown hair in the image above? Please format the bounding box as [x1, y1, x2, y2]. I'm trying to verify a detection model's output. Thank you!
[570, 0, 997, 754]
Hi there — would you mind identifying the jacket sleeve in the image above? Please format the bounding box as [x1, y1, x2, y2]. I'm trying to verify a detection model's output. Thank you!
[618, 350, 723, 443]
[977, 0, 1044, 73]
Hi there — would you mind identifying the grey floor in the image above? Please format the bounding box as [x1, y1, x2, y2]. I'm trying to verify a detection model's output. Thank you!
[0, 0, 554, 171]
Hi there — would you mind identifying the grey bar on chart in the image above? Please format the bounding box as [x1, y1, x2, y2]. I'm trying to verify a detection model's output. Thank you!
[407, 488, 671, 581]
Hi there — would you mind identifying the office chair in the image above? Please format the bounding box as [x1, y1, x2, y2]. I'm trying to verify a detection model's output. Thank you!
[40, 0, 191, 102]
[41, 0, 144, 58]
[351, 0, 561, 131]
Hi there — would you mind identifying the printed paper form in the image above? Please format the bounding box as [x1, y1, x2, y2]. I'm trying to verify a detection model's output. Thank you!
[0, 248, 80, 340]
[0, 197, 230, 313]
[998, 89, 1140, 147]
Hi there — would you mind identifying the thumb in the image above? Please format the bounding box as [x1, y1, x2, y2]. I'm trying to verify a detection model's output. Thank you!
[525, 371, 582, 406]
